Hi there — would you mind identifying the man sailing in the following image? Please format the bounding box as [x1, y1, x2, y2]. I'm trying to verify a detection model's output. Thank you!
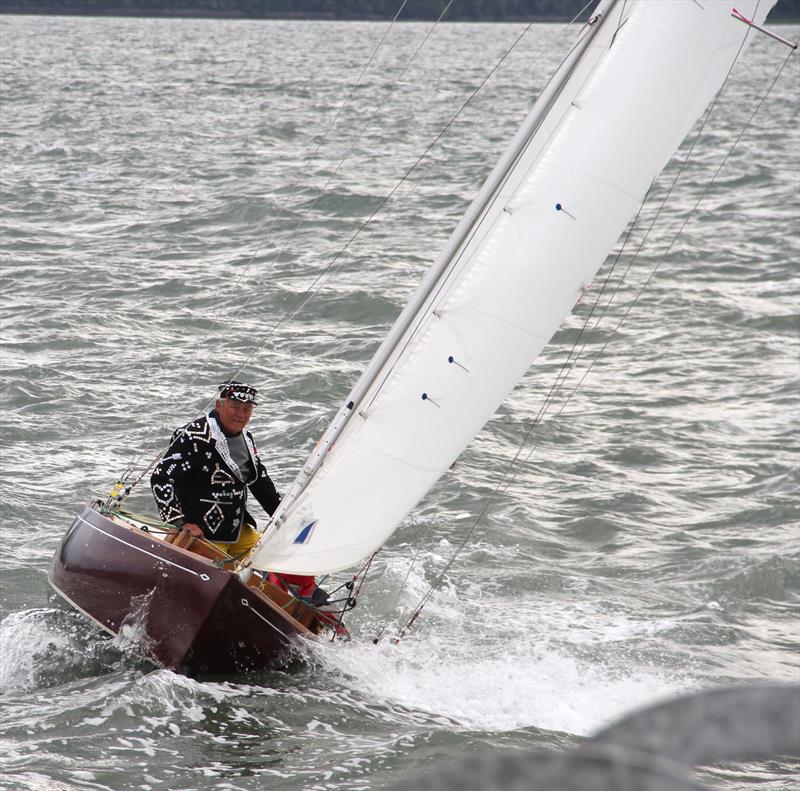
[151, 381, 327, 605]
[150, 381, 280, 560]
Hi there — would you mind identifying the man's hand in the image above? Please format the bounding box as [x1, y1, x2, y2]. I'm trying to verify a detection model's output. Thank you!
[181, 522, 204, 539]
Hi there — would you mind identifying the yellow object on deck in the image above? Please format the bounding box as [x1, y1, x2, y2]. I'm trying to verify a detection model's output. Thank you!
[211, 524, 261, 559]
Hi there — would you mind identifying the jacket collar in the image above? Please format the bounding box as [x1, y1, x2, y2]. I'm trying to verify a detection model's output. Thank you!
[209, 408, 244, 439]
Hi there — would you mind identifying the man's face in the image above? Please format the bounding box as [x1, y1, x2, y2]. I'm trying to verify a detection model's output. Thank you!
[216, 397, 254, 434]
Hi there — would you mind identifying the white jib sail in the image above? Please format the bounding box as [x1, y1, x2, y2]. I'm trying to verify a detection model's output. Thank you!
[252, 0, 776, 575]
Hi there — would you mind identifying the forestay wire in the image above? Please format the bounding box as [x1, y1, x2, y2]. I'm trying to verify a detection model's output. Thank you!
[388, 21, 796, 644]
[190, 0, 420, 347]
[211, 20, 543, 374]
[114, 3, 589, 502]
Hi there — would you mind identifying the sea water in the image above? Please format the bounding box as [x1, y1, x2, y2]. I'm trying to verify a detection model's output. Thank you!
[0, 12, 798, 791]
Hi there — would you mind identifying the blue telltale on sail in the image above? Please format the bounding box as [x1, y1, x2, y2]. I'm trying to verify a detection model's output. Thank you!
[294, 520, 318, 545]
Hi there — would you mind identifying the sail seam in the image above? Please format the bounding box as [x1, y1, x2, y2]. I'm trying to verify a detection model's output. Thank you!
[466, 306, 551, 341]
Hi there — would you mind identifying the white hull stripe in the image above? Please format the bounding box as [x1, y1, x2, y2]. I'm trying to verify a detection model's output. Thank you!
[76, 513, 201, 577]
[70, 513, 299, 647]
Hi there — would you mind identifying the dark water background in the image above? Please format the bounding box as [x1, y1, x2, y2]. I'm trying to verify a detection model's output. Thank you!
[1, 12, 798, 791]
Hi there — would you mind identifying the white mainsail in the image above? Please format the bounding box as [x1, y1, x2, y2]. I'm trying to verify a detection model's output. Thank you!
[250, 0, 776, 575]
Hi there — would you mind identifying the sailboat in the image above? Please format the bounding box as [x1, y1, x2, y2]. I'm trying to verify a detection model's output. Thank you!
[49, 0, 782, 674]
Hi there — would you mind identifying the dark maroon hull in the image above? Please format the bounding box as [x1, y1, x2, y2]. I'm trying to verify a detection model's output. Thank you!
[49, 506, 312, 674]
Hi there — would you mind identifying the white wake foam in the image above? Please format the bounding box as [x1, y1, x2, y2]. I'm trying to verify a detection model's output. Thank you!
[313, 558, 693, 736]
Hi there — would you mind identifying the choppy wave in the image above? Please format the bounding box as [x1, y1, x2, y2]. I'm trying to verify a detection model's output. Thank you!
[1, 12, 798, 791]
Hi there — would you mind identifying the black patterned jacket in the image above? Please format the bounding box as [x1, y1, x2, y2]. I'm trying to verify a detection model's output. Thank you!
[150, 411, 280, 543]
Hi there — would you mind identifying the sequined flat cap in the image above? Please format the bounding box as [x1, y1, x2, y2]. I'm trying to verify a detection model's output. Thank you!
[218, 381, 258, 405]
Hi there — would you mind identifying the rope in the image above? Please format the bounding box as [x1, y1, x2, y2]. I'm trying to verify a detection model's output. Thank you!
[352, 551, 378, 600]
[113, 0, 415, 490]
[372, 517, 423, 644]
[391, 5, 791, 642]
[536, 40, 797, 445]
[511, 0, 794, 474]
[320, 551, 378, 642]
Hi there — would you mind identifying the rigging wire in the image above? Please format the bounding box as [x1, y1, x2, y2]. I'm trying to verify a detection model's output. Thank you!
[507, 0, 784, 472]
[372, 517, 424, 644]
[537, 41, 798, 447]
[380, 1, 598, 229]
[390, 14, 793, 643]
[511, 41, 740, 479]
[112, 0, 422, 491]
[222, 7, 611, 390]
[116, 7, 577, 500]
[536, 0, 799, 420]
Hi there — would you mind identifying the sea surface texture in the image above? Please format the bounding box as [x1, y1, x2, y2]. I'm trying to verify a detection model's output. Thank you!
[1, 11, 798, 791]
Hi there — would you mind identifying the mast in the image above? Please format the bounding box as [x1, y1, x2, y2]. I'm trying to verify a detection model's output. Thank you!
[259, 0, 621, 538]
